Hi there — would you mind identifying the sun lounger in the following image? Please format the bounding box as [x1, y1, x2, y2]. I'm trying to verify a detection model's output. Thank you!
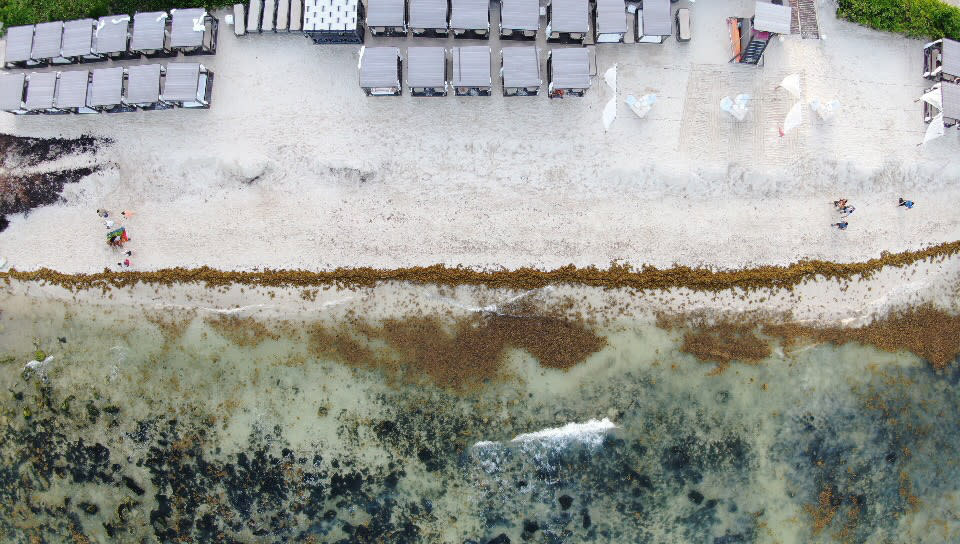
[234, 4, 247, 35]
[676, 8, 690, 42]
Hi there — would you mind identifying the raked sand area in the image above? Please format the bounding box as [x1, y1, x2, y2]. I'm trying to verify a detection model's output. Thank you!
[1, 0, 959, 274]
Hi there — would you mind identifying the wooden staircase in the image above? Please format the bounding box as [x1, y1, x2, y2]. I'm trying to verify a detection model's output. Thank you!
[794, 0, 820, 39]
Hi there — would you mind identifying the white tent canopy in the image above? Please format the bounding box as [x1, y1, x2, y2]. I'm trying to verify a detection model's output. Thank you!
[778, 74, 801, 99]
[782, 101, 802, 134]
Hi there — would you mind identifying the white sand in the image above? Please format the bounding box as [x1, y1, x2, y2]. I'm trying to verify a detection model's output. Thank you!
[0, 0, 958, 274]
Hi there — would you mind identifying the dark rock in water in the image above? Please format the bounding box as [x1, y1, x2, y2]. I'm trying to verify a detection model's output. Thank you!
[78, 502, 99, 515]
[558, 495, 573, 510]
[582, 511, 591, 529]
[714, 533, 747, 543]
[705, 499, 717, 509]
[521, 520, 539, 540]
[58, 337, 67, 344]
[688, 490, 704, 505]
[122, 475, 145, 496]
[487, 534, 511, 544]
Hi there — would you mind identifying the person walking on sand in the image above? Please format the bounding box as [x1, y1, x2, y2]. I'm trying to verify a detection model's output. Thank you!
[898, 197, 914, 209]
[833, 198, 847, 209]
[840, 205, 855, 217]
[831, 221, 849, 230]
[97, 209, 109, 218]
[121, 210, 134, 218]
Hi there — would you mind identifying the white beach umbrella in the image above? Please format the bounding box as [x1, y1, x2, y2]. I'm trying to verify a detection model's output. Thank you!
[625, 93, 657, 118]
[781, 101, 803, 135]
[602, 98, 617, 131]
[778, 74, 802, 99]
[922, 114, 946, 145]
[604, 65, 617, 93]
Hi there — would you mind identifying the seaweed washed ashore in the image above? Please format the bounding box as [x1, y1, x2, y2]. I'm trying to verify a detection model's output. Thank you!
[4, 237, 960, 291]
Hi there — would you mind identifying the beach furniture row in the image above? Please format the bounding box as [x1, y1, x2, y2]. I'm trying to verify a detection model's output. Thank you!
[237, 0, 364, 43]
[366, 0, 674, 44]
[3, 10, 218, 70]
[233, 0, 677, 44]
[359, 45, 590, 97]
[0, 63, 214, 115]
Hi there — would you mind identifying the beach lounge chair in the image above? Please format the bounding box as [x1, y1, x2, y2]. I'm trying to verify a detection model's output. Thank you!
[161, 63, 214, 107]
[3, 26, 35, 69]
[452, 46, 492, 96]
[130, 12, 172, 57]
[501, 46, 541, 96]
[676, 8, 690, 42]
[234, 4, 247, 35]
[89, 67, 126, 112]
[359, 47, 402, 96]
[61, 19, 101, 63]
[499, 0, 538, 39]
[54, 70, 96, 114]
[407, 47, 448, 96]
[94, 15, 132, 59]
[0, 73, 28, 114]
[24, 72, 58, 114]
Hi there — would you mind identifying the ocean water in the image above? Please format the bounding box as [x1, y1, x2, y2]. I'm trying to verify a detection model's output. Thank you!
[0, 283, 958, 544]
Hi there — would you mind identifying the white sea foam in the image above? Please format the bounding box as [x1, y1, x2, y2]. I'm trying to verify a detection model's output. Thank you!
[510, 418, 616, 446]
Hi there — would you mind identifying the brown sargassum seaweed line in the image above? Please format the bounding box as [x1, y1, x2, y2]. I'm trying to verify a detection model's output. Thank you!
[2, 240, 959, 291]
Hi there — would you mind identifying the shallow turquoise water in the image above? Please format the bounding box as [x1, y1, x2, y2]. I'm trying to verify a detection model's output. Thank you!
[0, 285, 957, 543]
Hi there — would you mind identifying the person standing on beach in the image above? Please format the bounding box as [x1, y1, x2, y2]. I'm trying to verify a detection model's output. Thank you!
[833, 199, 847, 209]
[831, 221, 849, 230]
[898, 197, 914, 209]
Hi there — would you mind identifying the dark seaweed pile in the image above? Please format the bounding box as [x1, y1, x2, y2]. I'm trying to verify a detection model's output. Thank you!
[0, 133, 106, 232]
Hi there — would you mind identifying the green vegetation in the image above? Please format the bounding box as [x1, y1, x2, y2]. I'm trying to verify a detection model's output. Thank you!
[837, 0, 960, 39]
[0, 0, 233, 30]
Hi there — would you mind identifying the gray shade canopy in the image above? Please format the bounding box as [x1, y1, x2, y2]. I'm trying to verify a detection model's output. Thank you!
[94, 15, 131, 54]
[409, 0, 448, 29]
[125, 64, 163, 104]
[596, 0, 626, 34]
[55, 70, 90, 108]
[25, 72, 57, 110]
[753, 1, 791, 34]
[502, 46, 540, 88]
[0, 73, 26, 111]
[500, 0, 539, 31]
[407, 47, 446, 87]
[31, 22, 64, 60]
[131, 11, 168, 51]
[367, 0, 405, 27]
[450, 0, 489, 30]
[170, 8, 206, 48]
[640, 0, 671, 36]
[61, 19, 96, 58]
[551, 0, 589, 33]
[452, 46, 491, 87]
[942, 83, 960, 120]
[550, 47, 590, 88]
[359, 47, 401, 88]
[4, 26, 35, 63]
[162, 63, 202, 101]
[89, 67, 124, 106]
[942, 39, 960, 77]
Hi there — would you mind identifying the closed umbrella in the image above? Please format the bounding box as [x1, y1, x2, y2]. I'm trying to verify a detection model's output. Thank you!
[922, 114, 945, 145]
[781, 101, 802, 135]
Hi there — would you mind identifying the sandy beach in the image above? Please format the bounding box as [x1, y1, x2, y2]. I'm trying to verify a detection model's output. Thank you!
[0, 0, 958, 275]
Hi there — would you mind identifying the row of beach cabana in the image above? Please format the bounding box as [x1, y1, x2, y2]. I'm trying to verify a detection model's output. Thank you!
[921, 38, 960, 143]
[235, 0, 677, 44]
[4, 10, 218, 69]
[369, 0, 673, 43]
[0, 63, 214, 114]
[358, 45, 591, 97]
